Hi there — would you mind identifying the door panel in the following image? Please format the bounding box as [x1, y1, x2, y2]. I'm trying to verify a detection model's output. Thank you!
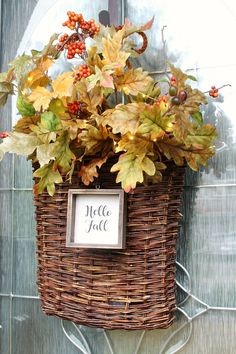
[1, 0, 236, 353]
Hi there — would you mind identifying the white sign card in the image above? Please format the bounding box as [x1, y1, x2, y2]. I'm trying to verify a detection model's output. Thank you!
[66, 189, 126, 249]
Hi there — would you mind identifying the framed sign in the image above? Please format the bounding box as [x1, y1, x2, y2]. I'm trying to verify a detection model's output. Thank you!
[66, 189, 126, 249]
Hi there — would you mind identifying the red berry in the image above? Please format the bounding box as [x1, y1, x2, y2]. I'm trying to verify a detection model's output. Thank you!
[0, 132, 8, 139]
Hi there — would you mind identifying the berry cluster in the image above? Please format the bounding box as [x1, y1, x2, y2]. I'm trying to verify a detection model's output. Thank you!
[58, 12, 100, 59]
[63, 11, 100, 37]
[0, 132, 8, 139]
[155, 95, 168, 106]
[67, 101, 82, 115]
[209, 85, 219, 98]
[74, 64, 91, 81]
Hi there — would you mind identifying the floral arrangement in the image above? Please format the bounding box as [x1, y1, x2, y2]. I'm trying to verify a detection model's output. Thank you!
[0, 11, 219, 195]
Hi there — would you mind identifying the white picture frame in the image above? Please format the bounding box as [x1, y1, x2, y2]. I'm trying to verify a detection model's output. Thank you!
[66, 189, 126, 249]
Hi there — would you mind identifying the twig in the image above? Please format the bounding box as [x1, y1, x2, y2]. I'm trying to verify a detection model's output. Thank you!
[161, 25, 168, 77]
[203, 83, 232, 94]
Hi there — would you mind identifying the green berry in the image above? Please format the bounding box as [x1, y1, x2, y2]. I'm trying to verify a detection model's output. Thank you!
[169, 86, 178, 96]
[171, 96, 181, 105]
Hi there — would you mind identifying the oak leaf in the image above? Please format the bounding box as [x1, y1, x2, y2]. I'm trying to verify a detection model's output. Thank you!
[0, 132, 40, 160]
[78, 155, 109, 185]
[33, 162, 63, 196]
[111, 152, 155, 192]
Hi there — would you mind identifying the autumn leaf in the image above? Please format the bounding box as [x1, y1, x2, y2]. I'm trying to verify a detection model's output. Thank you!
[52, 71, 75, 98]
[92, 25, 118, 53]
[78, 155, 108, 185]
[137, 105, 175, 140]
[116, 68, 153, 96]
[87, 65, 114, 90]
[52, 132, 75, 172]
[86, 46, 103, 69]
[9, 54, 35, 85]
[48, 98, 69, 119]
[116, 134, 153, 155]
[0, 132, 40, 160]
[102, 27, 130, 71]
[124, 17, 154, 36]
[33, 162, 63, 196]
[30, 112, 61, 144]
[79, 124, 110, 155]
[28, 86, 55, 111]
[185, 124, 217, 149]
[16, 96, 36, 116]
[14, 116, 40, 134]
[111, 152, 155, 192]
[99, 103, 145, 135]
[0, 81, 14, 106]
[156, 137, 215, 170]
[76, 79, 103, 113]
[36, 143, 56, 166]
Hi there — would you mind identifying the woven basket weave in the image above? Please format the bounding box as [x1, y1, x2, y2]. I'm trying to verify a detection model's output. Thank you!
[34, 158, 185, 330]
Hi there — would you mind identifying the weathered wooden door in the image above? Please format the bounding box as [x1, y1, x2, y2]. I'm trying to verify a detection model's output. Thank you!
[1, 0, 236, 353]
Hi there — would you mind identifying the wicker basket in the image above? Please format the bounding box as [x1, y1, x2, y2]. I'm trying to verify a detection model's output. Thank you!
[34, 158, 185, 330]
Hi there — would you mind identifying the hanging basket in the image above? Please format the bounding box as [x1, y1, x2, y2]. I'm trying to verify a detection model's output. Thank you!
[33, 158, 185, 330]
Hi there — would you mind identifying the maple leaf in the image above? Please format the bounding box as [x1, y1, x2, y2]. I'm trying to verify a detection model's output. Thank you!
[116, 134, 153, 155]
[0, 132, 40, 160]
[76, 79, 103, 113]
[102, 27, 130, 71]
[30, 112, 61, 144]
[87, 65, 114, 90]
[78, 155, 109, 185]
[86, 46, 103, 69]
[16, 96, 36, 116]
[33, 162, 63, 196]
[92, 25, 117, 53]
[28, 86, 55, 111]
[137, 105, 175, 140]
[99, 103, 145, 135]
[79, 124, 110, 155]
[9, 54, 35, 85]
[48, 98, 69, 119]
[111, 152, 155, 192]
[116, 68, 153, 96]
[52, 71, 75, 98]
[14, 116, 40, 134]
[52, 132, 75, 172]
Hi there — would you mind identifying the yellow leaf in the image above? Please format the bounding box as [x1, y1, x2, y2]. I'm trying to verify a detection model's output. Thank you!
[102, 27, 130, 72]
[52, 72, 75, 98]
[76, 79, 103, 113]
[24, 58, 53, 89]
[28, 86, 55, 111]
[116, 68, 153, 95]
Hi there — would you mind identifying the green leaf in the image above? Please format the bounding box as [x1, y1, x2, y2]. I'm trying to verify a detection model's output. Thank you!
[52, 132, 75, 172]
[192, 111, 203, 126]
[16, 96, 36, 116]
[187, 74, 197, 81]
[111, 152, 155, 192]
[41, 111, 62, 131]
[33, 162, 63, 196]
[137, 105, 175, 140]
